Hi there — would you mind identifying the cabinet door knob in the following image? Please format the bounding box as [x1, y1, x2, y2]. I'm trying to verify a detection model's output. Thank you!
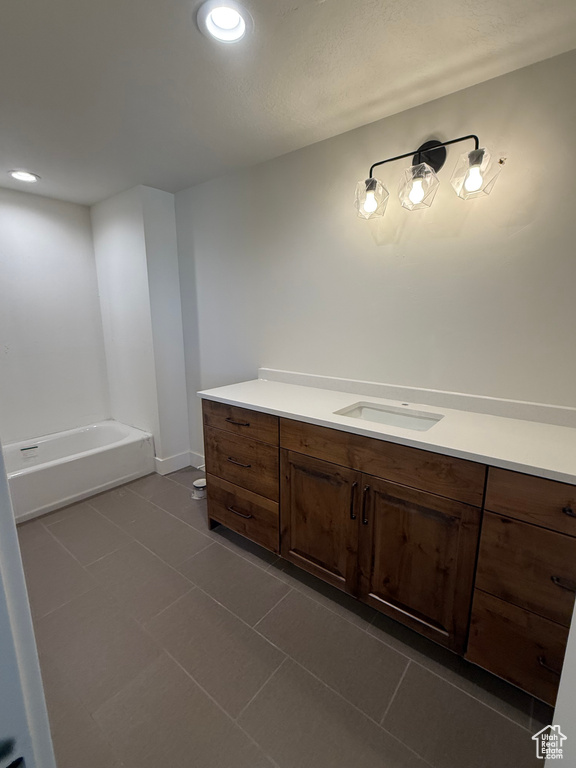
[225, 417, 250, 427]
[226, 506, 253, 520]
[361, 485, 370, 525]
[350, 482, 358, 520]
[562, 506, 576, 518]
[551, 575, 576, 593]
[227, 457, 252, 469]
[537, 655, 561, 676]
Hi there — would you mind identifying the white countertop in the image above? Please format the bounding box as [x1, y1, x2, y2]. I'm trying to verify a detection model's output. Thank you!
[198, 378, 576, 486]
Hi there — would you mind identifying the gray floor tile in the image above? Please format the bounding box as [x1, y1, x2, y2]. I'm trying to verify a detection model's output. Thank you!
[167, 466, 205, 489]
[40, 655, 123, 768]
[89, 487, 212, 566]
[87, 540, 193, 623]
[257, 590, 408, 722]
[17, 519, 53, 555]
[48, 506, 131, 565]
[268, 558, 378, 628]
[239, 659, 428, 768]
[178, 543, 290, 625]
[368, 612, 534, 730]
[20, 536, 94, 618]
[36, 586, 161, 713]
[94, 653, 274, 768]
[40, 501, 95, 526]
[127, 472, 206, 528]
[145, 589, 285, 717]
[383, 664, 540, 768]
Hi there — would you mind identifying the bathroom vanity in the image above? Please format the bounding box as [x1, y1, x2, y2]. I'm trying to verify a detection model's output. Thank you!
[200, 377, 576, 706]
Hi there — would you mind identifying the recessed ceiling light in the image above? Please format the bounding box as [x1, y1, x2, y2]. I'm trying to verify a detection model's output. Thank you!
[197, 0, 252, 43]
[9, 170, 40, 183]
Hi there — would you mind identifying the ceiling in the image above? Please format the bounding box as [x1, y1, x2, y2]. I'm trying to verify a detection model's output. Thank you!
[2, 0, 576, 205]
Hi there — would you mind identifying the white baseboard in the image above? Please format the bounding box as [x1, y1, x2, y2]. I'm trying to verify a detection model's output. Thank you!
[189, 451, 205, 470]
[154, 451, 205, 475]
[155, 452, 192, 475]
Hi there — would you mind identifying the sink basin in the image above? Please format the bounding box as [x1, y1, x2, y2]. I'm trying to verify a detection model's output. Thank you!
[334, 401, 443, 432]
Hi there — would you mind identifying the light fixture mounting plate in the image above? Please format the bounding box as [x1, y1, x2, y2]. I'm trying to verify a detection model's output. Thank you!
[412, 140, 447, 173]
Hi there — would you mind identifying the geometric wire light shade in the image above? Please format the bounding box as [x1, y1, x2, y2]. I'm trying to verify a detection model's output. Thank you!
[355, 134, 505, 220]
[355, 177, 389, 219]
[398, 162, 440, 211]
[450, 147, 505, 200]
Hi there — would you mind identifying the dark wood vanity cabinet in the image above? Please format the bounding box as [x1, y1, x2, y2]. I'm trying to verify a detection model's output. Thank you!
[202, 398, 576, 703]
[280, 452, 361, 594]
[357, 477, 481, 653]
[278, 420, 484, 653]
[466, 468, 576, 705]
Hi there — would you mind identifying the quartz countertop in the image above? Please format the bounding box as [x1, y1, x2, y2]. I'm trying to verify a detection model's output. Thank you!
[198, 378, 576, 486]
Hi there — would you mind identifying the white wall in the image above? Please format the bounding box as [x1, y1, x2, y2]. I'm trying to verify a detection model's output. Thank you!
[91, 188, 160, 440]
[141, 187, 191, 468]
[0, 446, 56, 768]
[91, 186, 190, 470]
[0, 188, 110, 444]
[176, 50, 576, 457]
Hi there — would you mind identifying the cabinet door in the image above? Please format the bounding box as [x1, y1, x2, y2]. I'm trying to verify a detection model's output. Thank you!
[358, 476, 481, 652]
[280, 451, 361, 594]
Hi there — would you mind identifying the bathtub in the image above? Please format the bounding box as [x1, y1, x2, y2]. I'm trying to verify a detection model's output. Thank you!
[4, 421, 155, 522]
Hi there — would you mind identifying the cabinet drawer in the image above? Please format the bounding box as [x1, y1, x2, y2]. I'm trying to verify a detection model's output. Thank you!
[203, 399, 279, 445]
[466, 590, 569, 705]
[280, 418, 485, 506]
[485, 468, 576, 536]
[476, 513, 576, 626]
[207, 474, 279, 553]
[204, 426, 279, 501]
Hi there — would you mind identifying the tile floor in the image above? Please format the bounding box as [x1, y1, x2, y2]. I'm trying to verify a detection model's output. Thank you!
[17, 468, 551, 768]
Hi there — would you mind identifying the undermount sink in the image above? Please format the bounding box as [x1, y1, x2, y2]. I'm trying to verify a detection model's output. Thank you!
[334, 401, 444, 432]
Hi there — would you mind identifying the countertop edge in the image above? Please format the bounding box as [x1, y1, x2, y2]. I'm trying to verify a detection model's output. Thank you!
[198, 389, 576, 487]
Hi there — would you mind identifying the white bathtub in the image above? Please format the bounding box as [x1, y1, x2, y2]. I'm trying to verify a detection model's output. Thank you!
[4, 421, 155, 521]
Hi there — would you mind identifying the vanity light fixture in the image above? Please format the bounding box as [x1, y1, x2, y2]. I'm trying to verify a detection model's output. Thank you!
[8, 170, 40, 183]
[355, 136, 505, 219]
[197, 0, 252, 43]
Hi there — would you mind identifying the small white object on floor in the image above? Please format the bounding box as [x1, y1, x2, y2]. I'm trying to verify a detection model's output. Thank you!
[191, 477, 207, 500]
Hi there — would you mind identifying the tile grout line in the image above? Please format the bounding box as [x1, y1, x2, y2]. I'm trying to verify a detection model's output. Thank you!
[252, 589, 293, 629]
[364, 623, 536, 732]
[281, 656, 435, 767]
[34, 477, 536, 737]
[159, 649, 284, 768]
[379, 659, 411, 726]
[234, 657, 290, 722]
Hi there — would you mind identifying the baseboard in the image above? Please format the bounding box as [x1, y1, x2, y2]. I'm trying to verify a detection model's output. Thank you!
[154, 451, 205, 475]
[189, 451, 205, 470]
[155, 452, 192, 475]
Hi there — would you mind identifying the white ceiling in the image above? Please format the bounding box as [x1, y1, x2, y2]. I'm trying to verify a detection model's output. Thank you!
[2, 0, 576, 205]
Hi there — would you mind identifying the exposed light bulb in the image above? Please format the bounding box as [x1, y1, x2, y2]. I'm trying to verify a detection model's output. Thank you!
[408, 179, 425, 205]
[363, 191, 378, 213]
[464, 165, 483, 192]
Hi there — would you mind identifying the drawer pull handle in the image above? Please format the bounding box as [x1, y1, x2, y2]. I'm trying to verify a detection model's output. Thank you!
[562, 506, 576, 518]
[350, 482, 358, 520]
[538, 655, 562, 676]
[225, 417, 250, 427]
[361, 485, 370, 525]
[551, 575, 576, 593]
[227, 457, 252, 468]
[227, 506, 253, 520]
